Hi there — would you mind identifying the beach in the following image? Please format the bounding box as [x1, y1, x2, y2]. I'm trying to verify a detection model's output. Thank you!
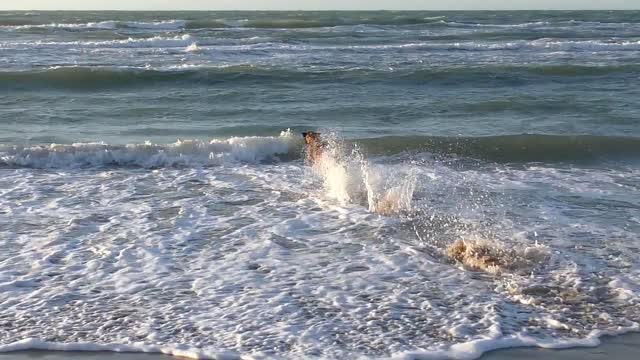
[1, 333, 639, 359]
[484, 333, 640, 360]
[1, 10, 639, 360]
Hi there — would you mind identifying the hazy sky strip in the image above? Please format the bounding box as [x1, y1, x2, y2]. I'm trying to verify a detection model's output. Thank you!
[2, 0, 640, 10]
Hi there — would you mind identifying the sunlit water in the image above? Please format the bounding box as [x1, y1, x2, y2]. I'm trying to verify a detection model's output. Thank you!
[1, 10, 639, 360]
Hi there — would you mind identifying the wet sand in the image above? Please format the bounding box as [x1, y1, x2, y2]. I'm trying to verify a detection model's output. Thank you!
[0, 333, 638, 360]
[481, 333, 640, 359]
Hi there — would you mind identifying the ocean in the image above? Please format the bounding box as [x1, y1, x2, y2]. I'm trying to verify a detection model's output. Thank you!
[0, 10, 639, 359]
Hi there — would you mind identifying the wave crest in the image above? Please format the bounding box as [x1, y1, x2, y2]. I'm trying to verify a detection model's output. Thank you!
[2, 133, 639, 168]
[0, 130, 300, 169]
[6, 17, 624, 31]
[3, 20, 186, 31]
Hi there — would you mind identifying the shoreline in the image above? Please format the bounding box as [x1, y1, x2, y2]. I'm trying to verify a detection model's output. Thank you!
[0, 333, 639, 360]
[481, 332, 640, 360]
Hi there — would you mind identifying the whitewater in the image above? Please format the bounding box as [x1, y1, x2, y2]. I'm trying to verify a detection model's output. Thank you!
[1, 10, 640, 360]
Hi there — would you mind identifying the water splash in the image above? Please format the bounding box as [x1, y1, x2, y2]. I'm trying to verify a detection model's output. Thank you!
[308, 132, 417, 215]
[446, 235, 549, 275]
[185, 42, 200, 52]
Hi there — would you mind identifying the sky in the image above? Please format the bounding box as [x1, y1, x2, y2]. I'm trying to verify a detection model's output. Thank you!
[2, 0, 639, 10]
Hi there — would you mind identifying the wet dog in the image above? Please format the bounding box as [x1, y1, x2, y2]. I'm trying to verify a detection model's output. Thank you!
[445, 237, 549, 275]
[302, 131, 325, 165]
[446, 239, 512, 274]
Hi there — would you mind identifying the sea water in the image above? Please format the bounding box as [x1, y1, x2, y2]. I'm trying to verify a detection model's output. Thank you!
[1, 10, 639, 359]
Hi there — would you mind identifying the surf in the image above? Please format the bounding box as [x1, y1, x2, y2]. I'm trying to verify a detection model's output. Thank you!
[0, 130, 300, 169]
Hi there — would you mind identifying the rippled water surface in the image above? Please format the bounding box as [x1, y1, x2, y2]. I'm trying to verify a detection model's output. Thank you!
[0, 10, 639, 360]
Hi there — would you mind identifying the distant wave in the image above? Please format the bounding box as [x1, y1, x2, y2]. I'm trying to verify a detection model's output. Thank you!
[307, 39, 640, 52]
[13, 34, 195, 49]
[5, 37, 640, 53]
[441, 20, 550, 28]
[120, 20, 186, 30]
[2, 64, 638, 90]
[1, 34, 278, 50]
[2, 134, 639, 168]
[5, 17, 630, 30]
[1, 17, 445, 30]
[219, 16, 444, 28]
[2, 20, 186, 30]
[3, 20, 119, 30]
[1, 325, 639, 360]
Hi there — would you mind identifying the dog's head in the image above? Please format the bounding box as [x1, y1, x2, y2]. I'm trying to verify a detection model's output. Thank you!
[302, 131, 321, 145]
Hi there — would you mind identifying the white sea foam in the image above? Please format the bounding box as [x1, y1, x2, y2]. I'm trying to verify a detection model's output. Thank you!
[1, 325, 638, 360]
[0, 147, 638, 359]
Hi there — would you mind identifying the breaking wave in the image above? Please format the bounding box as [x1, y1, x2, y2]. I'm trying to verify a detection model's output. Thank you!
[2, 133, 639, 169]
[0, 130, 300, 169]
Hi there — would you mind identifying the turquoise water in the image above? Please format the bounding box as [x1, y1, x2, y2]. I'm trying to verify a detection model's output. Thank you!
[0, 10, 639, 360]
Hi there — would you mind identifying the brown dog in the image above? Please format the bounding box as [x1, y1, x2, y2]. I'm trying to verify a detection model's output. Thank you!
[302, 131, 325, 165]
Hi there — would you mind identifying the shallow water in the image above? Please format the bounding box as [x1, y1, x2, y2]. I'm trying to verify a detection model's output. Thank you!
[1, 10, 639, 360]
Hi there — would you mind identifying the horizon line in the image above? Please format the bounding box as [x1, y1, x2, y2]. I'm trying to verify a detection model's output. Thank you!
[1, 8, 639, 11]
